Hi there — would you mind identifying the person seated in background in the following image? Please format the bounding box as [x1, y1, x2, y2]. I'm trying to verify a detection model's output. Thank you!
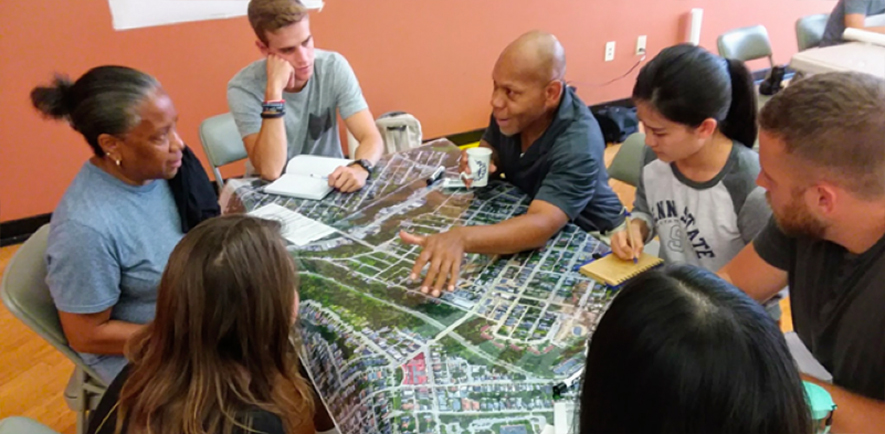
[87, 215, 331, 434]
[31, 65, 218, 383]
[228, 0, 383, 191]
[719, 72, 885, 433]
[400, 31, 625, 297]
[820, 0, 885, 46]
[579, 264, 812, 434]
[609, 44, 781, 320]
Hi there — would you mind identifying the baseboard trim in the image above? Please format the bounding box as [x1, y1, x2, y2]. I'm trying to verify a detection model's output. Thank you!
[1, 213, 52, 247]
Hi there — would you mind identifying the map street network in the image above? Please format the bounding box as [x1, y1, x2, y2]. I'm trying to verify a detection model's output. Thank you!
[227, 141, 614, 434]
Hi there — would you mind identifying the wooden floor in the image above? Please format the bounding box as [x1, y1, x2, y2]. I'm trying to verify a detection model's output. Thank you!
[0, 143, 789, 432]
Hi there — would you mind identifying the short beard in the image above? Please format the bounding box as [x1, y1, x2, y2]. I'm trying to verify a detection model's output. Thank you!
[774, 194, 828, 239]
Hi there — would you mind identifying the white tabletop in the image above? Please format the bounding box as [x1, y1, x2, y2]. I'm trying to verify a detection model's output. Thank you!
[790, 42, 885, 77]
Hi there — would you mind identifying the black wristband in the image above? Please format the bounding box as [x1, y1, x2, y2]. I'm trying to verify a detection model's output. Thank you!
[261, 111, 285, 119]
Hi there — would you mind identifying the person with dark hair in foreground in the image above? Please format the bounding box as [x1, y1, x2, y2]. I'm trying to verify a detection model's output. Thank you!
[719, 72, 885, 433]
[580, 265, 812, 434]
[88, 215, 329, 434]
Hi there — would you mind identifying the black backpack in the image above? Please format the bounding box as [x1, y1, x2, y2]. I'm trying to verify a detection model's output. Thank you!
[591, 106, 639, 144]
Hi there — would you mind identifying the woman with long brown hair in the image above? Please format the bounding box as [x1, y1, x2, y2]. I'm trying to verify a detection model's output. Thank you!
[87, 215, 320, 434]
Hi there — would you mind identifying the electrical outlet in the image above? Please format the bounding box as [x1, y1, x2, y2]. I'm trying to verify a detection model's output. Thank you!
[636, 35, 647, 56]
[605, 41, 615, 62]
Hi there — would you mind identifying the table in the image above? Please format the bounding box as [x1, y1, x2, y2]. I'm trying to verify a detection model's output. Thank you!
[790, 41, 885, 77]
[224, 140, 613, 434]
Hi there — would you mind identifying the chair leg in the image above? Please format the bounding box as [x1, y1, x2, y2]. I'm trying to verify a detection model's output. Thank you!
[75, 367, 88, 434]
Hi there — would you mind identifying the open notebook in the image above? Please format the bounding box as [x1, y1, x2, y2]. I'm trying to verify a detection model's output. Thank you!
[263, 155, 353, 200]
[579, 252, 663, 287]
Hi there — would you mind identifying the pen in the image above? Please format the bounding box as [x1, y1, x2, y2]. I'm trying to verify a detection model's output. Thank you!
[309, 174, 329, 180]
[626, 213, 638, 264]
[426, 166, 445, 185]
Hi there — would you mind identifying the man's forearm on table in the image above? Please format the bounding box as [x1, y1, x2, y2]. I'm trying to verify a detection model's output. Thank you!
[801, 374, 885, 433]
[460, 213, 564, 255]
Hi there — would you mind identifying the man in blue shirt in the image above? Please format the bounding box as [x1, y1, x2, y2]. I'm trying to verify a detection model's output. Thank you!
[400, 31, 625, 296]
[820, 0, 885, 46]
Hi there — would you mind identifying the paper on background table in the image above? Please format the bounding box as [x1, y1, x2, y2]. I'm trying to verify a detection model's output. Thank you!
[843, 27, 885, 47]
[248, 203, 337, 246]
[866, 13, 885, 27]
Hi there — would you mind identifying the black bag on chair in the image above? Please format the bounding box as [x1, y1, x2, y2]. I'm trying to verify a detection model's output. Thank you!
[591, 106, 639, 144]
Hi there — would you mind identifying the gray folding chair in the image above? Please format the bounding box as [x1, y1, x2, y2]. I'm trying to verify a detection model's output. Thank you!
[717, 24, 775, 67]
[0, 225, 107, 434]
[796, 13, 830, 51]
[0, 417, 60, 434]
[199, 112, 248, 190]
[607, 132, 646, 187]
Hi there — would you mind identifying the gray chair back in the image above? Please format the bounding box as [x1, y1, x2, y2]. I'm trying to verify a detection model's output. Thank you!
[2, 226, 70, 354]
[1, 225, 107, 434]
[796, 13, 830, 51]
[0, 417, 60, 434]
[717, 24, 774, 67]
[199, 112, 248, 190]
[607, 133, 646, 187]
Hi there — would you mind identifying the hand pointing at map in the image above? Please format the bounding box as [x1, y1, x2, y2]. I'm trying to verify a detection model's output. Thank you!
[399, 229, 467, 297]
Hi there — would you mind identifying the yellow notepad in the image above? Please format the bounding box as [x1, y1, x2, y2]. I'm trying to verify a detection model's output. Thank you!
[579, 253, 664, 286]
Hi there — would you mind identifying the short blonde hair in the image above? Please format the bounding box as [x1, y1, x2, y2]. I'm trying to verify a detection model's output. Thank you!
[247, 0, 307, 44]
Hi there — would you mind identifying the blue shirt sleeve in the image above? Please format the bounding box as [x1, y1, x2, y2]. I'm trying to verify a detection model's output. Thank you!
[844, 0, 875, 14]
[45, 221, 121, 314]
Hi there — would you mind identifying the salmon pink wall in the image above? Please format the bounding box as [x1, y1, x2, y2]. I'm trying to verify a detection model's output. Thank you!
[0, 0, 833, 222]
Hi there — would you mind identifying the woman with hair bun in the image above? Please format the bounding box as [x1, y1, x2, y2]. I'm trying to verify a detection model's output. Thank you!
[31, 65, 209, 382]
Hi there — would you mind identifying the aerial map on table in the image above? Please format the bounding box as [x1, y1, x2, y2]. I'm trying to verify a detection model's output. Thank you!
[225, 140, 614, 434]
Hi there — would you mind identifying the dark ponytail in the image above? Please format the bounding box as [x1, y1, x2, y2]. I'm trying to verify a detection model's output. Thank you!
[720, 58, 758, 148]
[30, 66, 159, 157]
[633, 44, 757, 148]
[30, 75, 75, 120]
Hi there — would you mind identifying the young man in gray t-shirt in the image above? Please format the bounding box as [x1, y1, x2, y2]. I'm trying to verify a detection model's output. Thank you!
[820, 0, 885, 46]
[719, 73, 885, 432]
[228, 0, 383, 192]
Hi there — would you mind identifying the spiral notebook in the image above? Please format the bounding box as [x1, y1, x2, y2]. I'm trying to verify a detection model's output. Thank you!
[579, 252, 663, 286]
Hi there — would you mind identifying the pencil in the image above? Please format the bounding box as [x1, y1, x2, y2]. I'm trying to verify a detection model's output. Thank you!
[625, 215, 638, 264]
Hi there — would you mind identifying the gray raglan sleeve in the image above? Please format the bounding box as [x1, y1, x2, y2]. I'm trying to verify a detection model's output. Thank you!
[738, 187, 773, 244]
[630, 146, 656, 242]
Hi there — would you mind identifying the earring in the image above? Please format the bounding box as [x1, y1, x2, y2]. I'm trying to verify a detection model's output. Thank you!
[115, 158, 121, 167]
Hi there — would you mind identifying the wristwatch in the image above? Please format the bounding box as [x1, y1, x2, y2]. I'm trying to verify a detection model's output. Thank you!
[349, 159, 374, 176]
